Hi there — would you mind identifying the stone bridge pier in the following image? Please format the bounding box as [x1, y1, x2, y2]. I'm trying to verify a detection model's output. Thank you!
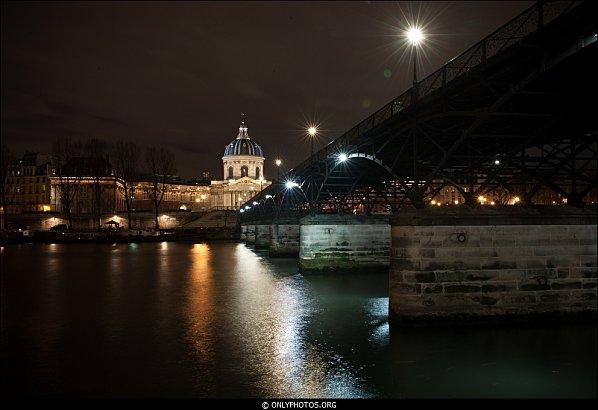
[269, 218, 301, 257]
[241, 215, 390, 265]
[299, 214, 390, 274]
[240, 218, 301, 257]
[241, 207, 596, 325]
[245, 224, 256, 245]
[254, 221, 271, 249]
[389, 208, 597, 325]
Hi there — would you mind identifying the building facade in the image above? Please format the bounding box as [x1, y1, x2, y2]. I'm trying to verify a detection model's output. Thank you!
[130, 118, 271, 212]
[2, 118, 271, 219]
[4, 152, 53, 213]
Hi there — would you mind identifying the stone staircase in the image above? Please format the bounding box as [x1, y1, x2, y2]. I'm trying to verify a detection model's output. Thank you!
[181, 210, 238, 229]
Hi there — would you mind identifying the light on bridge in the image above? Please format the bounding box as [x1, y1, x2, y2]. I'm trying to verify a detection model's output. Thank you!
[285, 180, 300, 189]
[338, 153, 348, 162]
[252, 201, 259, 206]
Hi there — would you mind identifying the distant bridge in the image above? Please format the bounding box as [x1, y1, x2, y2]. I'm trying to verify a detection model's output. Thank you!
[241, 0, 597, 222]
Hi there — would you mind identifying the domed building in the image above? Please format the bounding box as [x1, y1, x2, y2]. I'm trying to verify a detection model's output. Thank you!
[209, 116, 271, 210]
[222, 118, 264, 180]
[126, 115, 271, 214]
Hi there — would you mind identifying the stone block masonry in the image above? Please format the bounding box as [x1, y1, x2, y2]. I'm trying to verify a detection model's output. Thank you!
[299, 214, 390, 274]
[389, 207, 597, 325]
[254, 224, 271, 249]
[245, 224, 256, 244]
[269, 222, 300, 258]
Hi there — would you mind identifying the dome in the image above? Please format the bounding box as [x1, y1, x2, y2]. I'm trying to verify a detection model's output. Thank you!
[223, 119, 264, 158]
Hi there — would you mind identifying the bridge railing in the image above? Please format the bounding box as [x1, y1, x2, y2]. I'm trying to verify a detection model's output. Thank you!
[289, 0, 580, 171]
[240, 1, 582, 212]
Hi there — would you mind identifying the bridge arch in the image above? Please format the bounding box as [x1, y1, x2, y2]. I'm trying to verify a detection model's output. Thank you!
[313, 152, 401, 204]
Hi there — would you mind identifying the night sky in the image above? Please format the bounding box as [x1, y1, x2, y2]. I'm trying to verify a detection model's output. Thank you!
[1, 1, 532, 179]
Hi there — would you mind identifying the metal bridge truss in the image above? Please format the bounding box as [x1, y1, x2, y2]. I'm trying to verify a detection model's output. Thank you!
[242, 1, 597, 222]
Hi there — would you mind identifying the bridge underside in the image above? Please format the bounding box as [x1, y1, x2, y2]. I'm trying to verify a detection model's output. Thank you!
[238, 1, 598, 326]
[242, 1, 597, 222]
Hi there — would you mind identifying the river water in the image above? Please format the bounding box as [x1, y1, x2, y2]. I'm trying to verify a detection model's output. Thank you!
[1, 242, 596, 398]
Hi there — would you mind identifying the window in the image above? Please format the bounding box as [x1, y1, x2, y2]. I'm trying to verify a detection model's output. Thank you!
[241, 166, 248, 177]
[228, 166, 234, 179]
[255, 167, 260, 179]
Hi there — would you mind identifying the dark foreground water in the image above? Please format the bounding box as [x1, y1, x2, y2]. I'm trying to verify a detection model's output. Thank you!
[1, 242, 596, 398]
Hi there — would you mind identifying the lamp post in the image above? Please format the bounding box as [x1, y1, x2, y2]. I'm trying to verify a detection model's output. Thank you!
[275, 158, 282, 181]
[406, 26, 424, 207]
[406, 27, 423, 87]
[307, 126, 317, 157]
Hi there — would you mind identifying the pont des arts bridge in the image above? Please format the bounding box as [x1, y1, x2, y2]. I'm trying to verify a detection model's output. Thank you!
[239, 1, 598, 324]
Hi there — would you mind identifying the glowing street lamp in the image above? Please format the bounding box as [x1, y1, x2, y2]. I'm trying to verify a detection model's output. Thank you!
[338, 153, 348, 162]
[406, 27, 424, 45]
[252, 201, 259, 206]
[285, 180, 300, 190]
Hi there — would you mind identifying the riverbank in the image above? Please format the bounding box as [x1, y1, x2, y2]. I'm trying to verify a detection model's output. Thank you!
[0, 227, 239, 245]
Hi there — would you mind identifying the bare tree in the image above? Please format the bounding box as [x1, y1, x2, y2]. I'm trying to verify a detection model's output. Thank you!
[145, 146, 176, 230]
[491, 185, 515, 206]
[84, 138, 109, 230]
[112, 140, 139, 230]
[52, 137, 82, 230]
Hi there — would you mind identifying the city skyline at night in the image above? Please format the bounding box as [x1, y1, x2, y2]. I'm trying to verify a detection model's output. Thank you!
[1, 0, 596, 402]
[2, 1, 532, 178]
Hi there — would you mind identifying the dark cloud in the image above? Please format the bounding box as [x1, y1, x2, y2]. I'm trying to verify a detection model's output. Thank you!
[1, 1, 532, 178]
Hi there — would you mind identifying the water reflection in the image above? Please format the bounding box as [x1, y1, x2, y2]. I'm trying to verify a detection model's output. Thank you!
[185, 243, 216, 392]
[1, 242, 595, 398]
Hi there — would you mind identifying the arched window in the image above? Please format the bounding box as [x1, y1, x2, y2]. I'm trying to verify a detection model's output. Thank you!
[228, 166, 234, 179]
[255, 167, 260, 179]
[241, 166, 248, 177]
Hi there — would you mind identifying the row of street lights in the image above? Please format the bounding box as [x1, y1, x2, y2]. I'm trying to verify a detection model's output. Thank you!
[246, 26, 426, 214]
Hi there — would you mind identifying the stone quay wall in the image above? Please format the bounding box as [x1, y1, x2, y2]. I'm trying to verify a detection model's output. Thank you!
[389, 207, 597, 325]
[5, 210, 237, 231]
[6, 212, 194, 231]
[299, 214, 390, 273]
[269, 222, 300, 257]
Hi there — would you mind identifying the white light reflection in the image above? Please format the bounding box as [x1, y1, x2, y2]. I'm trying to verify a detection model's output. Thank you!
[229, 244, 370, 398]
[365, 297, 390, 345]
